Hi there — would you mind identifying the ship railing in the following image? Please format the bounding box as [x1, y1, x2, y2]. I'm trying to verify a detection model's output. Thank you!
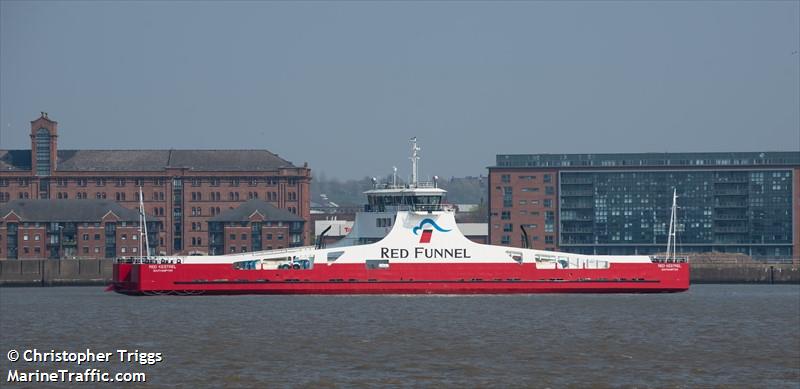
[115, 256, 140, 264]
[412, 204, 446, 212]
[246, 245, 317, 257]
[413, 181, 437, 188]
[115, 246, 319, 264]
[374, 181, 437, 190]
[115, 256, 183, 265]
[365, 204, 449, 212]
[650, 255, 689, 263]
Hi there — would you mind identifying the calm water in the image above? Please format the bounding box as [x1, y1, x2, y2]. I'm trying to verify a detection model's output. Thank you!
[1, 285, 799, 388]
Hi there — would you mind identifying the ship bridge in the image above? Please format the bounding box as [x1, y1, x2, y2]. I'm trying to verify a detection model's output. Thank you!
[362, 137, 447, 213]
[363, 183, 446, 213]
[328, 137, 451, 247]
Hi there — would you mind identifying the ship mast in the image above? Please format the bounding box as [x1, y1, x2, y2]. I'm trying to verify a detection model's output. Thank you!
[410, 137, 420, 187]
[138, 186, 150, 260]
[666, 188, 678, 262]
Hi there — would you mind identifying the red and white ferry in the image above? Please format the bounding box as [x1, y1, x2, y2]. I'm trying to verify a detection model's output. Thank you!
[112, 140, 689, 295]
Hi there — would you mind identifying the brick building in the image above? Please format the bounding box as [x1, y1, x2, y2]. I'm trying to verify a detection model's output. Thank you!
[487, 168, 559, 250]
[0, 200, 160, 259]
[208, 200, 305, 254]
[489, 152, 800, 259]
[0, 113, 311, 257]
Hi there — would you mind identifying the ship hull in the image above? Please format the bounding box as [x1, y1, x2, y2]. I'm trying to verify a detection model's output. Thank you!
[112, 262, 689, 295]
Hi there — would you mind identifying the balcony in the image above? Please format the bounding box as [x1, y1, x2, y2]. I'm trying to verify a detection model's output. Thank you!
[713, 227, 749, 233]
[561, 238, 594, 245]
[561, 227, 594, 233]
[714, 189, 748, 196]
[561, 190, 594, 197]
[714, 214, 747, 221]
[713, 177, 749, 183]
[560, 215, 594, 221]
[560, 202, 593, 209]
[713, 239, 750, 244]
[561, 178, 593, 185]
[714, 202, 747, 208]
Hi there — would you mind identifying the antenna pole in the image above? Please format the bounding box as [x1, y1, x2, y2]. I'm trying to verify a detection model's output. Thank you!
[410, 137, 420, 186]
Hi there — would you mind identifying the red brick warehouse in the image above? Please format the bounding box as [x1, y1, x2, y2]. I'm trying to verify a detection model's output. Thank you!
[0, 113, 312, 257]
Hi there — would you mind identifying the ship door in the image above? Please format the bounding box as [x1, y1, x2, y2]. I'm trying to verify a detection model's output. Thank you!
[366, 259, 390, 269]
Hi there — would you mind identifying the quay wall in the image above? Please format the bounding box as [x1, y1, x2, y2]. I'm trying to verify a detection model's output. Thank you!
[0, 259, 798, 286]
[689, 263, 799, 284]
[0, 259, 113, 286]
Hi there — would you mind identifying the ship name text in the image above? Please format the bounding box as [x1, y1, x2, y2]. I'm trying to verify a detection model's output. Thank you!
[380, 247, 471, 259]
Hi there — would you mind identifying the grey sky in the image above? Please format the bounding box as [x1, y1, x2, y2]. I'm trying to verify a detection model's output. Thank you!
[1, 1, 798, 180]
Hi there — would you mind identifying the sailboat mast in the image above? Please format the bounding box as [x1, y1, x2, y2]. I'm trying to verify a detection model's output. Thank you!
[139, 187, 150, 259]
[138, 187, 143, 260]
[666, 188, 678, 261]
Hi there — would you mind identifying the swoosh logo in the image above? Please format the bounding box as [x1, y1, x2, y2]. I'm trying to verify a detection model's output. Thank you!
[412, 218, 451, 235]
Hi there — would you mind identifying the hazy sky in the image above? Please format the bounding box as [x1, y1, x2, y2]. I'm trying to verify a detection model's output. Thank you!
[1, 1, 798, 180]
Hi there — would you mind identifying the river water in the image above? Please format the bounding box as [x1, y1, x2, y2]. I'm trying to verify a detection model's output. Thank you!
[1, 285, 798, 388]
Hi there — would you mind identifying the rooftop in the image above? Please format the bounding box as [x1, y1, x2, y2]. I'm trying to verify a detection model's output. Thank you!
[209, 200, 304, 222]
[0, 149, 296, 172]
[0, 199, 153, 222]
[492, 151, 800, 169]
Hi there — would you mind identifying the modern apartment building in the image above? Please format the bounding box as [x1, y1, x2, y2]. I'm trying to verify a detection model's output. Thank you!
[489, 152, 800, 259]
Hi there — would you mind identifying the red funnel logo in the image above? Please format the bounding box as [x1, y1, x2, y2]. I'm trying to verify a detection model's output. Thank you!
[412, 218, 450, 244]
[419, 229, 433, 244]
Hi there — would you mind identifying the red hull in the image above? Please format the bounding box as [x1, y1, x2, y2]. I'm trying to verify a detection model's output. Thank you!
[112, 262, 689, 295]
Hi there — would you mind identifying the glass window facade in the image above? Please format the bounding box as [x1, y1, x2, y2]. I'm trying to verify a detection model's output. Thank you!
[559, 169, 794, 258]
[496, 152, 800, 169]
